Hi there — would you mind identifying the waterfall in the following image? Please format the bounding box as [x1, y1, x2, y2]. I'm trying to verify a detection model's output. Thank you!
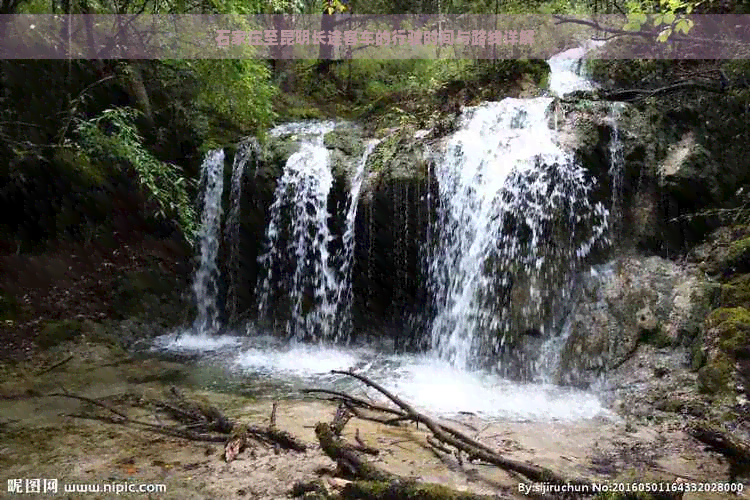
[608, 103, 626, 241]
[256, 126, 379, 343]
[547, 40, 604, 95]
[255, 122, 338, 341]
[192, 149, 225, 335]
[428, 45, 610, 371]
[224, 139, 259, 324]
[334, 140, 379, 337]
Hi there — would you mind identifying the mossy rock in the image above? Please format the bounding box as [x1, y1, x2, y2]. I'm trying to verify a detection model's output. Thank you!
[720, 274, 750, 308]
[690, 334, 707, 371]
[261, 134, 302, 168]
[725, 236, 750, 272]
[301, 494, 329, 500]
[36, 320, 83, 349]
[697, 352, 734, 395]
[366, 130, 427, 181]
[51, 147, 108, 187]
[654, 397, 684, 413]
[655, 396, 707, 417]
[291, 480, 330, 499]
[323, 128, 365, 158]
[340, 479, 493, 500]
[707, 307, 750, 355]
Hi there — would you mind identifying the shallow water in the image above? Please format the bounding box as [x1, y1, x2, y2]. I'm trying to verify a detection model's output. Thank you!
[146, 327, 613, 423]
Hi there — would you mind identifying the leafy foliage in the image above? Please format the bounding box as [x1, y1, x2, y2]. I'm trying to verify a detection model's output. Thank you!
[175, 60, 277, 134]
[75, 107, 198, 244]
[623, 0, 697, 41]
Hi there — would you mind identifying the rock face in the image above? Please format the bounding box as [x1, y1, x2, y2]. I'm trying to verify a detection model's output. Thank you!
[351, 128, 436, 344]
[555, 256, 713, 388]
[554, 94, 743, 257]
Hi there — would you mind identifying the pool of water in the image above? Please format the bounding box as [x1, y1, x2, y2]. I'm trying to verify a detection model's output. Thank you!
[143, 326, 613, 423]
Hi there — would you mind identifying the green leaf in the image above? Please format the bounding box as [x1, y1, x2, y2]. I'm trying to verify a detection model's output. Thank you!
[675, 18, 693, 33]
[623, 21, 642, 31]
[663, 11, 676, 24]
[653, 14, 664, 26]
[657, 27, 673, 42]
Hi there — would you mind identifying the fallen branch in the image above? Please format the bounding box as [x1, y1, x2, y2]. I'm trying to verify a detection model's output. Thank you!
[226, 401, 307, 462]
[44, 390, 306, 459]
[688, 420, 750, 479]
[329, 369, 592, 488]
[36, 355, 74, 375]
[301, 388, 406, 418]
[64, 413, 229, 443]
[315, 421, 393, 482]
[354, 428, 379, 456]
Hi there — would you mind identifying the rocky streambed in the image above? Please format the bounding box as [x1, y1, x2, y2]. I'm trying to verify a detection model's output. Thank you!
[0, 325, 743, 500]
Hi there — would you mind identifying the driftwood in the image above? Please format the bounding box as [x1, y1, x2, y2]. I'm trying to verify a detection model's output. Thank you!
[45, 389, 306, 461]
[36, 355, 74, 375]
[315, 421, 394, 482]
[327, 369, 592, 489]
[688, 420, 750, 479]
[312, 408, 510, 500]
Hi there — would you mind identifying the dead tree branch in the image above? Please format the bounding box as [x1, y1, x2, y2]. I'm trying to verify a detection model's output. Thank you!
[328, 369, 592, 488]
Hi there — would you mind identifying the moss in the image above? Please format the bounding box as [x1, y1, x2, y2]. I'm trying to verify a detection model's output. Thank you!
[655, 398, 684, 413]
[262, 134, 302, 168]
[291, 480, 330, 499]
[301, 494, 329, 500]
[690, 335, 707, 371]
[697, 352, 734, 394]
[285, 107, 326, 120]
[720, 274, 750, 307]
[36, 319, 83, 349]
[724, 236, 750, 272]
[341, 479, 492, 500]
[366, 130, 427, 181]
[640, 327, 673, 348]
[366, 132, 400, 174]
[707, 307, 750, 355]
[51, 147, 107, 187]
[323, 129, 364, 158]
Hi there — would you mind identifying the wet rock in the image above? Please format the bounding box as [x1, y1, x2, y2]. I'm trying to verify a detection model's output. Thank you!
[324, 126, 365, 158]
[697, 351, 735, 395]
[556, 256, 712, 388]
[636, 305, 658, 333]
[658, 131, 718, 202]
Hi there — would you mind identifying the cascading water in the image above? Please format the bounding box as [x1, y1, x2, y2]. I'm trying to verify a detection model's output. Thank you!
[607, 103, 626, 240]
[255, 122, 337, 341]
[224, 139, 259, 324]
[256, 127, 379, 342]
[334, 140, 379, 336]
[547, 40, 604, 95]
[429, 45, 610, 371]
[192, 149, 225, 335]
